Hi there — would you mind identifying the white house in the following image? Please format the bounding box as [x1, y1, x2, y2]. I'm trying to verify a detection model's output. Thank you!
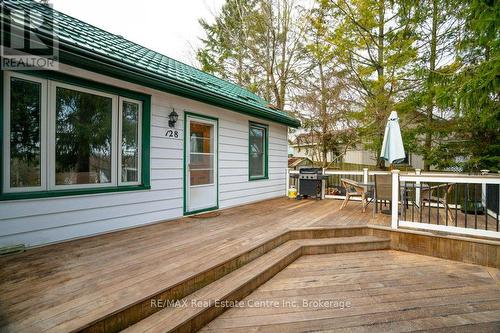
[290, 132, 425, 169]
[0, 0, 300, 248]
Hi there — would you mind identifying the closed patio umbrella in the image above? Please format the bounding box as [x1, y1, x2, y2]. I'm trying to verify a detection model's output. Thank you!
[378, 111, 406, 215]
[380, 111, 406, 165]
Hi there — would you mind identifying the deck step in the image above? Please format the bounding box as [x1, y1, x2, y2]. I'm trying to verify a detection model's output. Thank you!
[122, 235, 390, 333]
[76, 226, 371, 333]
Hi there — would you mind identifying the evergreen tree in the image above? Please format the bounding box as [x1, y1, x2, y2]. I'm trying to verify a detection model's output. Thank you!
[326, 0, 420, 168]
[293, 2, 356, 166]
[436, 0, 499, 172]
[197, 0, 308, 111]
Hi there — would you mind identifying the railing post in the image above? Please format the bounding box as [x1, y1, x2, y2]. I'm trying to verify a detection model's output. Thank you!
[415, 168, 421, 207]
[322, 168, 326, 199]
[391, 169, 400, 229]
[363, 168, 369, 184]
[285, 168, 290, 196]
[480, 170, 488, 208]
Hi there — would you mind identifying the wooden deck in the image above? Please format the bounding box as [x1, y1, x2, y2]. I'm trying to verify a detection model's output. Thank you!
[0, 198, 376, 332]
[200, 250, 500, 332]
[0, 197, 498, 332]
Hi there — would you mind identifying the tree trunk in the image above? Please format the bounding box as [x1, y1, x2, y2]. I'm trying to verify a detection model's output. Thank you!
[318, 61, 328, 167]
[376, 0, 386, 170]
[277, 0, 289, 111]
[424, 0, 438, 171]
[237, 55, 243, 86]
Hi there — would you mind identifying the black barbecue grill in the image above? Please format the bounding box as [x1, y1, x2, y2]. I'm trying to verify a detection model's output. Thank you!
[291, 168, 328, 199]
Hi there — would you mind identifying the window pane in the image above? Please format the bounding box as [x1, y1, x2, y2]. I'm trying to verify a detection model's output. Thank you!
[249, 126, 265, 177]
[55, 87, 113, 185]
[190, 170, 213, 186]
[10, 78, 42, 188]
[190, 153, 213, 170]
[189, 121, 214, 186]
[190, 122, 213, 153]
[121, 100, 140, 183]
[250, 152, 264, 177]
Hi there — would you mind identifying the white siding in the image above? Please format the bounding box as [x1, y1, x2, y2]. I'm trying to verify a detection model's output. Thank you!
[344, 148, 377, 166]
[0, 64, 288, 247]
[289, 144, 336, 162]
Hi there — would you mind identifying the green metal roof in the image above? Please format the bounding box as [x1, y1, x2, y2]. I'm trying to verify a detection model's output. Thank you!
[1, 0, 300, 127]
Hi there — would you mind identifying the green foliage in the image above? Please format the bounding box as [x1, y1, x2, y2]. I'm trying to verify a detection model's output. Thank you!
[197, 0, 306, 110]
[325, 0, 420, 168]
[197, 0, 257, 86]
[197, 0, 499, 171]
[434, 0, 500, 172]
[292, 3, 357, 167]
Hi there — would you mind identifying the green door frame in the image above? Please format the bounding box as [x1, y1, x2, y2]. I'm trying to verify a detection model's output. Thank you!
[183, 111, 219, 215]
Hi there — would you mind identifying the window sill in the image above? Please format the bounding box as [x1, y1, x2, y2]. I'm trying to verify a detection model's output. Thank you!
[249, 176, 269, 181]
[0, 185, 151, 201]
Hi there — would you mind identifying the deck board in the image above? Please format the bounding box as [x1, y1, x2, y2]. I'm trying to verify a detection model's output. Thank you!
[0, 198, 366, 332]
[200, 250, 500, 332]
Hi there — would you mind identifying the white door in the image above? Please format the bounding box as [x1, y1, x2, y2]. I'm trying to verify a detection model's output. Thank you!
[185, 114, 218, 214]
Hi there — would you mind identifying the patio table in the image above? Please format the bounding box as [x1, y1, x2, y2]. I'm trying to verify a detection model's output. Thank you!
[357, 182, 431, 218]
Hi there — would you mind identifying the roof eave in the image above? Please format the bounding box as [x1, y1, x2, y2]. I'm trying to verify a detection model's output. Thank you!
[57, 42, 301, 128]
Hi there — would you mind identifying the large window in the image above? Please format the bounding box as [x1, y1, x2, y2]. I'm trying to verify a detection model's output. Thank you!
[249, 122, 268, 180]
[2, 71, 148, 197]
[53, 84, 116, 187]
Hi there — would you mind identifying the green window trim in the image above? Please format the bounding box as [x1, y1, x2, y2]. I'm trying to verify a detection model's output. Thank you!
[0, 70, 151, 201]
[248, 121, 269, 181]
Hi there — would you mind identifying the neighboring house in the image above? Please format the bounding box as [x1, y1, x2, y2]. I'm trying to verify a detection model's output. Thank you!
[288, 157, 313, 170]
[289, 133, 336, 163]
[0, 0, 300, 247]
[290, 132, 426, 169]
[340, 144, 425, 170]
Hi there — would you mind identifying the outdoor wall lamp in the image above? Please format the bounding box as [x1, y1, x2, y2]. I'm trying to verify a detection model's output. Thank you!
[168, 110, 178, 128]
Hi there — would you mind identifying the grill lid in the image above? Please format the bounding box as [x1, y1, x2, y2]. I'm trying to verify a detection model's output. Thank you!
[299, 167, 323, 174]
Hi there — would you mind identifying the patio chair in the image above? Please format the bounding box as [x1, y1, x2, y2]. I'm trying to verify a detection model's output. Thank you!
[420, 183, 455, 224]
[340, 178, 370, 212]
[374, 174, 392, 213]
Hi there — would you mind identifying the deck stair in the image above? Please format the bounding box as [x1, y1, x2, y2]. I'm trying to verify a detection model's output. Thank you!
[121, 235, 390, 333]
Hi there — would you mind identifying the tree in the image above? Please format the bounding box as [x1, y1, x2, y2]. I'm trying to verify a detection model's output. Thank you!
[435, 0, 499, 172]
[196, 0, 499, 172]
[197, 0, 257, 88]
[293, 2, 357, 167]
[325, 0, 420, 168]
[197, 0, 308, 111]
[399, 0, 462, 171]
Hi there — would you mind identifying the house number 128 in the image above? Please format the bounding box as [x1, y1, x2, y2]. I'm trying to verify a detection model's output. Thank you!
[165, 130, 179, 138]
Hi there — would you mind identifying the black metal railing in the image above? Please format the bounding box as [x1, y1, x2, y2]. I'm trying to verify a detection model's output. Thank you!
[400, 181, 500, 232]
[288, 169, 378, 197]
[324, 174, 364, 196]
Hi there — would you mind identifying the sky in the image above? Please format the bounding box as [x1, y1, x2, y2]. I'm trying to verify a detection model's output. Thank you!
[49, 0, 225, 66]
